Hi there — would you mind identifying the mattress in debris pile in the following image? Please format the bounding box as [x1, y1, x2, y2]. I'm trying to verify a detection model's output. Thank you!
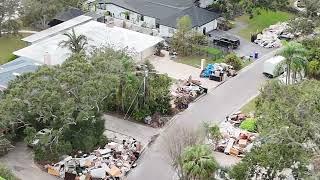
[46, 137, 142, 180]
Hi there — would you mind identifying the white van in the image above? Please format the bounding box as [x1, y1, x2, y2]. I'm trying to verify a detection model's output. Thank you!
[263, 56, 285, 78]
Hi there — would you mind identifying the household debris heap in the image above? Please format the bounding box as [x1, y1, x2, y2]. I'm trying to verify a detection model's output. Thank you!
[171, 76, 208, 111]
[46, 137, 142, 180]
[254, 22, 293, 48]
[200, 63, 237, 82]
[213, 112, 258, 157]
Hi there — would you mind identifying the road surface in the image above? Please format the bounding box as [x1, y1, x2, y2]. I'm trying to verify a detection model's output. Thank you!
[127, 49, 278, 180]
[0, 142, 57, 180]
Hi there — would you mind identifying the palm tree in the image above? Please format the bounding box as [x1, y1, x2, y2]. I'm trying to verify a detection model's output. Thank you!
[59, 28, 88, 54]
[182, 145, 218, 180]
[203, 123, 222, 150]
[278, 42, 307, 84]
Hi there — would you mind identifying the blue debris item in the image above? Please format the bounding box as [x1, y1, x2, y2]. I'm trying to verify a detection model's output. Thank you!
[200, 63, 215, 78]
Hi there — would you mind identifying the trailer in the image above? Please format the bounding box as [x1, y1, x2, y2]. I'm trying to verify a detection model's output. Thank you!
[263, 56, 285, 78]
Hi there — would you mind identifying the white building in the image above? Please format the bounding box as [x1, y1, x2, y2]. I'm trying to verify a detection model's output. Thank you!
[14, 16, 164, 65]
[86, 0, 220, 37]
[159, 6, 219, 37]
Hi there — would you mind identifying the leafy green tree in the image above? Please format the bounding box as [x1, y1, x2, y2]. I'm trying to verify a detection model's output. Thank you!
[278, 42, 307, 84]
[242, 0, 290, 17]
[224, 53, 243, 70]
[204, 123, 222, 150]
[0, 47, 172, 160]
[0, 0, 20, 37]
[21, 0, 63, 29]
[182, 144, 218, 180]
[288, 17, 316, 36]
[172, 16, 207, 56]
[230, 80, 320, 179]
[59, 28, 88, 54]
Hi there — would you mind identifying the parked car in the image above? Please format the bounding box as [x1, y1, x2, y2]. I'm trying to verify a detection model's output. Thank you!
[213, 34, 240, 49]
[28, 128, 51, 147]
[263, 56, 285, 78]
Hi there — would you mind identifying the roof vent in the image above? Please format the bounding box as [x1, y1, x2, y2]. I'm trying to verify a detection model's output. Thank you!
[44, 52, 51, 65]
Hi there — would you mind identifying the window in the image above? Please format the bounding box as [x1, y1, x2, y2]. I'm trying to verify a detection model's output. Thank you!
[156, 23, 160, 28]
[125, 14, 130, 20]
[140, 15, 144, 21]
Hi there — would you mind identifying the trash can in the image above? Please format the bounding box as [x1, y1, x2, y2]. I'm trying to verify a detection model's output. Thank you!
[254, 52, 259, 59]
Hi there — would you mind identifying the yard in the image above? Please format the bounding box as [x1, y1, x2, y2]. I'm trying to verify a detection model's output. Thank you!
[176, 47, 224, 68]
[0, 34, 29, 65]
[237, 8, 295, 40]
[240, 96, 258, 114]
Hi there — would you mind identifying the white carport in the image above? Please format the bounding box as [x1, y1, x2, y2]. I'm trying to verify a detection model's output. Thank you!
[14, 20, 163, 65]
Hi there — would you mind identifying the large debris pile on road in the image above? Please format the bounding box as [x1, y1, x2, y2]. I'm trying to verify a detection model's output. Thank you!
[214, 112, 258, 157]
[45, 137, 142, 180]
[254, 22, 293, 48]
[171, 76, 207, 112]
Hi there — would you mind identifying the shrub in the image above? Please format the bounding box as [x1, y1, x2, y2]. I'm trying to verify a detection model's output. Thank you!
[224, 53, 243, 70]
[0, 164, 18, 180]
[239, 118, 257, 132]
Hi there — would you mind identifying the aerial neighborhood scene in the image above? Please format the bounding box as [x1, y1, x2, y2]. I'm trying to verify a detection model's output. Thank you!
[0, 0, 320, 179]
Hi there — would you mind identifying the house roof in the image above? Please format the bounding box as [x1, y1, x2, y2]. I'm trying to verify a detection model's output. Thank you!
[52, 7, 84, 22]
[91, 0, 219, 25]
[92, 0, 187, 21]
[23, 15, 93, 44]
[160, 6, 220, 28]
[0, 57, 41, 88]
[14, 20, 163, 65]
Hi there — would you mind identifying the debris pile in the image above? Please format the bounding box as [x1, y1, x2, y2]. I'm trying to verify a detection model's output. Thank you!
[46, 137, 142, 180]
[214, 112, 258, 157]
[254, 22, 293, 48]
[200, 63, 237, 82]
[171, 76, 207, 112]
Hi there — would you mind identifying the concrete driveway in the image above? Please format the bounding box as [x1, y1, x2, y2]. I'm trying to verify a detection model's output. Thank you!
[149, 51, 222, 90]
[103, 114, 159, 146]
[0, 142, 58, 180]
[209, 22, 273, 58]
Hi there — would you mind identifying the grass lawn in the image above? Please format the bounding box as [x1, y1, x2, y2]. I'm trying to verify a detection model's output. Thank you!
[176, 47, 224, 68]
[240, 97, 257, 114]
[0, 33, 30, 65]
[237, 9, 295, 40]
[176, 56, 224, 68]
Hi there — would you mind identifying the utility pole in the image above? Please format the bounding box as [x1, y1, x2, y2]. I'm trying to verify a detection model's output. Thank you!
[143, 65, 149, 106]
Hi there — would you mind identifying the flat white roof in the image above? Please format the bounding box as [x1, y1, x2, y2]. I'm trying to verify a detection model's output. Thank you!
[14, 20, 163, 65]
[266, 56, 285, 65]
[22, 15, 93, 43]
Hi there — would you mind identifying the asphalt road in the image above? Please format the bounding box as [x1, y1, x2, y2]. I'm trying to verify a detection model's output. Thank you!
[127, 49, 279, 180]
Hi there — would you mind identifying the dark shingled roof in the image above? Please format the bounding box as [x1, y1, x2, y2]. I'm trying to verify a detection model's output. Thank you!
[93, 0, 219, 25]
[54, 7, 84, 22]
[160, 6, 220, 28]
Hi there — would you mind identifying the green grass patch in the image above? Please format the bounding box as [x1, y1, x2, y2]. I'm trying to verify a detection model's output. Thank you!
[240, 97, 257, 114]
[0, 33, 30, 65]
[176, 56, 224, 68]
[237, 9, 295, 40]
[176, 47, 224, 68]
